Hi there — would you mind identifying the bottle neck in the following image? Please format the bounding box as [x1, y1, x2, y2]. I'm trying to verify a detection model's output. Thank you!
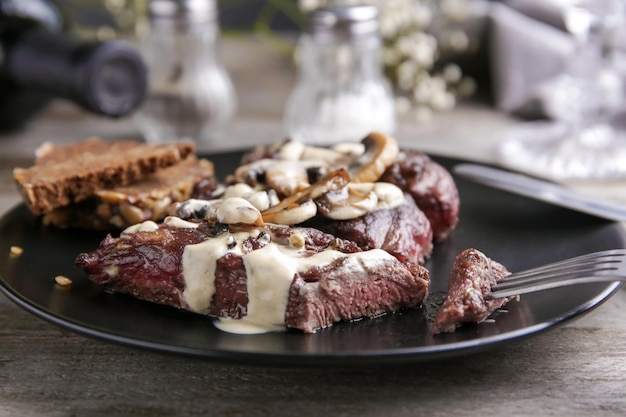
[5, 29, 146, 117]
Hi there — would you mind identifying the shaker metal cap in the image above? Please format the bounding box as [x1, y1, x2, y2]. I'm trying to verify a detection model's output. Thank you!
[148, 0, 217, 24]
[306, 5, 379, 41]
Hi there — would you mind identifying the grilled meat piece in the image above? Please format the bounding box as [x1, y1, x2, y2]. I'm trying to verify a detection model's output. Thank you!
[380, 150, 459, 242]
[76, 221, 430, 333]
[310, 196, 433, 266]
[432, 248, 515, 334]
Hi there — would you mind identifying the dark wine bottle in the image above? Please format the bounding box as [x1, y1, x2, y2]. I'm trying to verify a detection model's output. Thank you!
[0, 0, 147, 132]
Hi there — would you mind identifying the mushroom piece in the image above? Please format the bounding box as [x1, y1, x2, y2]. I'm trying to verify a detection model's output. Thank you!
[172, 198, 221, 220]
[265, 161, 311, 197]
[269, 199, 317, 225]
[316, 183, 378, 220]
[217, 197, 264, 226]
[262, 169, 351, 224]
[316, 181, 407, 221]
[222, 183, 279, 212]
[348, 132, 399, 183]
[232, 158, 331, 198]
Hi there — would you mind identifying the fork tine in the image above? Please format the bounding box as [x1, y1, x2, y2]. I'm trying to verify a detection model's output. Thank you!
[487, 249, 626, 299]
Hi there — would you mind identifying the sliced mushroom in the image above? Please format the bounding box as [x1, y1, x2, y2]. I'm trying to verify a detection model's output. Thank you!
[262, 169, 351, 224]
[222, 183, 279, 212]
[265, 161, 311, 197]
[348, 132, 399, 183]
[222, 183, 256, 199]
[316, 182, 406, 220]
[277, 140, 306, 161]
[173, 198, 221, 220]
[233, 159, 330, 198]
[232, 159, 275, 187]
[331, 142, 366, 158]
[365, 182, 406, 210]
[217, 197, 264, 226]
[269, 199, 317, 225]
[316, 183, 378, 220]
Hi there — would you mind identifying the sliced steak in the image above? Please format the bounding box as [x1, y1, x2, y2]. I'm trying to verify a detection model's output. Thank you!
[287, 261, 429, 333]
[76, 220, 429, 333]
[76, 221, 213, 309]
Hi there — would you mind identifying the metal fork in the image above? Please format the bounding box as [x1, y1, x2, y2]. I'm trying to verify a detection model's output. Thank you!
[487, 249, 626, 299]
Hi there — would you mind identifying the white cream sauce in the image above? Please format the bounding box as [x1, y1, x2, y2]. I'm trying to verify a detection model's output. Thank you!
[216, 197, 262, 225]
[180, 224, 395, 334]
[182, 230, 259, 313]
[164, 216, 200, 229]
[122, 220, 159, 234]
[176, 141, 406, 334]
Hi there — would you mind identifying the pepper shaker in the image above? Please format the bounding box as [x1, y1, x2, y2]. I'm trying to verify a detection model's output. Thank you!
[284, 5, 395, 145]
[135, 0, 236, 144]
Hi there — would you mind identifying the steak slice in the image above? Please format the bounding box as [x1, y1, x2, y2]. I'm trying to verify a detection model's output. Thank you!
[432, 248, 516, 334]
[76, 220, 430, 333]
[311, 196, 433, 266]
[76, 220, 215, 309]
[287, 260, 429, 333]
[380, 150, 460, 242]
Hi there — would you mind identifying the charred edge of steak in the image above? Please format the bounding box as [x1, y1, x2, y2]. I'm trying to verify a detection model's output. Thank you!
[75, 221, 214, 309]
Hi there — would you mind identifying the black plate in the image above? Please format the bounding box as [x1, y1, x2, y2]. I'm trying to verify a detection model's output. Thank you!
[1, 152, 625, 366]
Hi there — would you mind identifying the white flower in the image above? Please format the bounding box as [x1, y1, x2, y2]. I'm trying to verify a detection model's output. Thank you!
[442, 63, 462, 83]
[413, 105, 433, 123]
[443, 29, 470, 52]
[298, 0, 322, 13]
[430, 90, 456, 111]
[395, 96, 412, 115]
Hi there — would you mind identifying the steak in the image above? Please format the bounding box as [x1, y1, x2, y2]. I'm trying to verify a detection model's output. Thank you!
[76, 220, 430, 333]
[310, 196, 433, 266]
[238, 143, 460, 243]
[432, 248, 516, 333]
[76, 221, 214, 309]
[380, 150, 460, 242]
[286, 259, 428, 333]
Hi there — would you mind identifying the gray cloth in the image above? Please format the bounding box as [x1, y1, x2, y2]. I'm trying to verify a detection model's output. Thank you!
[488, 1, 574, 116]
[487, 0, 626, 117]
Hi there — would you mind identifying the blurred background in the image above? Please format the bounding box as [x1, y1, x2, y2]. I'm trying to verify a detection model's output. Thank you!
[41, 0, 490, 123]
[3, 0, 626, 181]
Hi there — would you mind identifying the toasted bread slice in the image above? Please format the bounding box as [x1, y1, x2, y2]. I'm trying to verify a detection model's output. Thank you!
[42, 156, 217, 230]
[13, 137, 195, 215]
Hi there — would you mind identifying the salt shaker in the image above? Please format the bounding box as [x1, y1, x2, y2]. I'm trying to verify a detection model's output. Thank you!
[284, 5, 395, 145]
[135, 0, 236, 144]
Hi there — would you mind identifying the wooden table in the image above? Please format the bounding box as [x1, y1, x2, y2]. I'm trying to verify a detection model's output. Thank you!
[1, 36, 626, 417]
